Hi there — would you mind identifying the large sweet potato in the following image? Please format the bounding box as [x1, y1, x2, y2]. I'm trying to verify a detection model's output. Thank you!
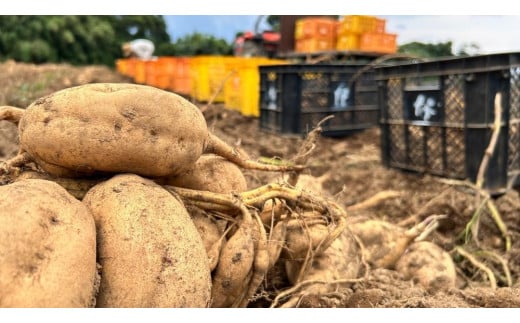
[82, 173, 211, 308]
[0, 179, 98, 307]
[1, 83, 302, 178]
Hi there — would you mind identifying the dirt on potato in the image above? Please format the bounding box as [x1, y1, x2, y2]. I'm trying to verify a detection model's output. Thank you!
[1, 60, 520, 308]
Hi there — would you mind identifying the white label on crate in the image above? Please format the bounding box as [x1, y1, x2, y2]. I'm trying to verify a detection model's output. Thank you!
[413, 94, 437, 121]
[267, 85, 277, 110]
[333, 82, 351, 110]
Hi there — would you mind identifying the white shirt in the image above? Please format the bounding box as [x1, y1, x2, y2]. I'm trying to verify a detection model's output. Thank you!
[127, 39, 155, 60]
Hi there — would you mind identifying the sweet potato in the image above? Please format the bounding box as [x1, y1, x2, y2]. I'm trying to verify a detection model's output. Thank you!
[349, 215, 444, 269]
[0, 179, 98, 307]
[284, 226, 361, 287]
[395, 241, 456, 293]
[282, 212, 332, 261]
[1, 83, 302, 178]
[188, 206, 226, 272]
[82, 173, 211, 307]
[210, 219, 255, 308]
[158, 153, 248, 193]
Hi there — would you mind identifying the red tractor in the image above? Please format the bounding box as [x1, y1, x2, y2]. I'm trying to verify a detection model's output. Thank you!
[233, 16, 281, 58]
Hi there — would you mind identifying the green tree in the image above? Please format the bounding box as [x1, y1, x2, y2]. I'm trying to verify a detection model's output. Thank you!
[0, 15, 171, 66]
[166, 32, 233, 56]
[398, 41, 454, 58]
[265, 16, 280, 32]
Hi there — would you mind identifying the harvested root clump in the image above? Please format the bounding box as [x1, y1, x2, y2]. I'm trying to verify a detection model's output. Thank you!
[0, 179, 98, 307]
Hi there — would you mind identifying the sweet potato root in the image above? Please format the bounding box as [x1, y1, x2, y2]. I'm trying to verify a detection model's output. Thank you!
[0, 179, 98, 307]
[82, 173, 211, 307]
[395, 241, 457, 293]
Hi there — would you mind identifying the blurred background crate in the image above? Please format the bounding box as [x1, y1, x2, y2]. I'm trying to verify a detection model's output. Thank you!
[224, 57, 287, 117]
[337, 15, 378, 35]
[360, 33, 397, 54]
[377, 52, 520, 194]
[170, 57, 192, 96]
[259, 63, 379, 137]
[294, 17, 337, 53]
[190, 55, 232, 102]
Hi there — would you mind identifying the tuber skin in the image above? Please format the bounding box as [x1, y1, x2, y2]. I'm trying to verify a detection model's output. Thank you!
[0, 83, 304, 178]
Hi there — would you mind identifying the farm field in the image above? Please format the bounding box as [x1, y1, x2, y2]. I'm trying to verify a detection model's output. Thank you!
[1, 60, 519, 308]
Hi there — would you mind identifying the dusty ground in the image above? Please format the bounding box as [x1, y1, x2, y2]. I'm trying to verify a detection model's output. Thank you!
[1, 61, 519, 308]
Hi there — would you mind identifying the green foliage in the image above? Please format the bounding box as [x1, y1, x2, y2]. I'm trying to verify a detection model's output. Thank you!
[0, 15, 173, 66]
[0, 15, 234, 65]
[398, 41, 454, 58]
[265, 16, 280, 32]
[155, 32, 233, 56]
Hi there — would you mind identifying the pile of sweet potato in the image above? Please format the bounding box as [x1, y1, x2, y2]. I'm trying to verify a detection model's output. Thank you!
[0, 83, 350, 308]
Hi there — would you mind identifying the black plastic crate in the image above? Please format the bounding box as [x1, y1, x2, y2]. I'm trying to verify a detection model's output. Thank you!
[259, 64, 379, 137]
[377, 52, 520, 194]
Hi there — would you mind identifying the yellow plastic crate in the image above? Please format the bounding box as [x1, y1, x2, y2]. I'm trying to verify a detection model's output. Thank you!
[295, 18, 337, 40]
[295, 38, 335, 53]
[337, 15, 377, 35]
[190, 56, 234, 103]
[336, 34, 360, 51]
[224, 58, 288, 117]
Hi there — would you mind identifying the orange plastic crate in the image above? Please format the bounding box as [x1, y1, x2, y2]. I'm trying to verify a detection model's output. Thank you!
[336, 34, 360, 51]
[122, 58, 137, 78]
[295, 38, 335, 53]
[144, 60, 159, 87]
[375, 18, 386, 33]
[133, 59, 147, 84]
[171, 57, 191, 95]
[360, 33, 397, 54]
[295, 18, 337, 40]
[155, 56, 176, 90]
[337, 15, 377, 35]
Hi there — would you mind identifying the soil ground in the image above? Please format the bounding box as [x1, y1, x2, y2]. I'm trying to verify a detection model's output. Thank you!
[1, 61, 519, 308]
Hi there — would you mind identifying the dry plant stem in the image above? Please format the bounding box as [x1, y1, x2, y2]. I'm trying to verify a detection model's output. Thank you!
[476, 92, 502, 189]
[477, 250, 512, 287]
[200, 70, 237, 113]
[435, 179, 511, 252]
[455, 246, 497, 289]
[287, 115, 331, 187]
[462, 197, 488, 245]
[398, 186, 454, 227]
[407, 214, 447, 241]
[347, 190, 403, 211]
[168, 184, 348, 255]
[0, 106, 25, 125]
[267, 219, 288, 268]
[205, 133, 305, 172]
[0, 151, 33, 175]
[348, 53, 424, 88]
[486, 200, 511, 251]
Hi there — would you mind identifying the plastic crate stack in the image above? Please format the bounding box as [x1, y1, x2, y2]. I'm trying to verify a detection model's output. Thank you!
[336, 15, 397, 54]
[376, 52, 520, 194]
[294, 17, 337, 53]
[115, 55, 288, 118]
